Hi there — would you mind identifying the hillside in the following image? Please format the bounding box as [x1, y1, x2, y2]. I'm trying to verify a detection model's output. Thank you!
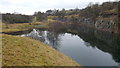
[2, 34, 80, 66]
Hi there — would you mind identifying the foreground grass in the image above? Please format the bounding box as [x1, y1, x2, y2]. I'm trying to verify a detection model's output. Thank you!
[2, 34, 80, 66]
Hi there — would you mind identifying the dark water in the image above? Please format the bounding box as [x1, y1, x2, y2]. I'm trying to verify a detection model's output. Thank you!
[18, 27, 120, 66]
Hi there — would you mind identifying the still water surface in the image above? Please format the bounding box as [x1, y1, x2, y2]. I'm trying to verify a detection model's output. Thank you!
[20, 29, 120, 66]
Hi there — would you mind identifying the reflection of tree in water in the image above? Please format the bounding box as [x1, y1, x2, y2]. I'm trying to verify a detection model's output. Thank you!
[46, 31, 62, 50]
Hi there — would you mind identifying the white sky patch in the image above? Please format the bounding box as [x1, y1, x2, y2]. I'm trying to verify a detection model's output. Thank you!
[0, 0, 116, 15]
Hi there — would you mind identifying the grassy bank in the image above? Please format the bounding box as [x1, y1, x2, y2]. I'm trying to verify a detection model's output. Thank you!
[2, 22, 48, 33]
[2, 34, 80, 66]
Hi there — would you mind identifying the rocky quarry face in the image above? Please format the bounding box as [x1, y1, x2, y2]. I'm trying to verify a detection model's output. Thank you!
[95, 19, 116, 33]
[74, 17, 119, 34]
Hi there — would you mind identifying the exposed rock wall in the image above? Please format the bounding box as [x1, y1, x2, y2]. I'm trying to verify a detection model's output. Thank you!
[72, 17, 119, 34]
[95, 19, 116, 33]
[79, 18, 95, 28]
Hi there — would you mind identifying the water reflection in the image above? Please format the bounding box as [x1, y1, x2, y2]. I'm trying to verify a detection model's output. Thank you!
[21, 29, 63, 50]
[46, 31, 63, 50]
[21, 29, 45, 42]
[20, 27, 120, 66]
[74, 26, 120, 64]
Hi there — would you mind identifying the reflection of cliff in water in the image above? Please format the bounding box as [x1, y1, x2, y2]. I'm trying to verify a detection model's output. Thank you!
[21, 29, 63, 50]
[70, 26, 120, 63]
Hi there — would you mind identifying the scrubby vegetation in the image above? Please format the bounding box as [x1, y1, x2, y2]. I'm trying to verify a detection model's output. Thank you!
[43, 1, 118, 21]
[2, 13, 32, 24]
[33, 12, 47, 22]
[2, 1, 119, 24]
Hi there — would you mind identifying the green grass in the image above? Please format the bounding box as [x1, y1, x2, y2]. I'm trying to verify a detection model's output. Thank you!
[2, 34, 80, 66]
[1, 22, 48, 33]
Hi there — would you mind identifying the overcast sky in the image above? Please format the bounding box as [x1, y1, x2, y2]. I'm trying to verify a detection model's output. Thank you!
[0, 0, 116, 15]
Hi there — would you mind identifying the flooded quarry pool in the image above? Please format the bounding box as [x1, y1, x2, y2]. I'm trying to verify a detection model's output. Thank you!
[17, 28, 120, 66]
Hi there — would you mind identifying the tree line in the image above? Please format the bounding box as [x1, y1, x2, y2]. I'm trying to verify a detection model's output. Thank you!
[2, 13, 32, 24]
[2, 1, 119, 24]
[45, 1, 118, 21]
